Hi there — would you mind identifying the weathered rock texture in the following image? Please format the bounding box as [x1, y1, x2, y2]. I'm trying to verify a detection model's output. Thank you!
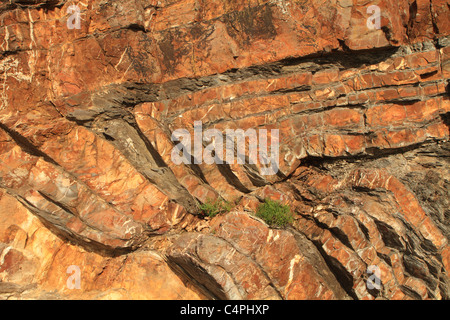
[0, 0, 449, 300]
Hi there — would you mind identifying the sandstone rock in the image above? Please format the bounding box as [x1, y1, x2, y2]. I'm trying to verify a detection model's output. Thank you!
[0, 190, 202, 300]
[0, 0, 449, 300]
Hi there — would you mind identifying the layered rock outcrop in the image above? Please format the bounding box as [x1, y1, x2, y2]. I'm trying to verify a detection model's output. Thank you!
[0, 0, 449, 299]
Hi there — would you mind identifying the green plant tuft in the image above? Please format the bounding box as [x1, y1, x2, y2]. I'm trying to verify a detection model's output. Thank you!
[199, 198, 232, 218]
[256, 199, 294, 228]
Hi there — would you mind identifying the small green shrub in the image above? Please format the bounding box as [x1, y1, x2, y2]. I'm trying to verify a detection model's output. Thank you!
[199, 198, 232, 218]
[256, 199, 294, 228]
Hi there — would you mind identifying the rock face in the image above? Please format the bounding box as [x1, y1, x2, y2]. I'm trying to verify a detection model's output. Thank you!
[0, 0, 449, 300]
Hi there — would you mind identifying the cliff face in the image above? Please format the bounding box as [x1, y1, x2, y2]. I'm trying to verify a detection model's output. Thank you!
[0, 0, 449, 300]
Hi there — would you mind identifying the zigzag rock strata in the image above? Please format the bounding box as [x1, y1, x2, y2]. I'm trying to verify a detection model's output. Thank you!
[0, 0, 449, 300]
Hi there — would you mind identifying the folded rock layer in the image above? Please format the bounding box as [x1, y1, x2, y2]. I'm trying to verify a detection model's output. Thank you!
[0, 0, 449, 300]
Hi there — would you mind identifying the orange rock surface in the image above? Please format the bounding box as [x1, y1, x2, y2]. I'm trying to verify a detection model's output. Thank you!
[0, 0, 449, 300]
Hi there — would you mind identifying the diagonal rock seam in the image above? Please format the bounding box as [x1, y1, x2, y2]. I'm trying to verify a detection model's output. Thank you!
[0, 0, 449, 300]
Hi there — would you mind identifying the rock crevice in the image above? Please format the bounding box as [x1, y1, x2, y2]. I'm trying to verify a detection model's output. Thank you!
[0, 0, 449, 300]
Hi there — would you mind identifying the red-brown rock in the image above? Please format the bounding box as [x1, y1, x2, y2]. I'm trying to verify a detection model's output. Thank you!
[0, 0, 449, 300]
